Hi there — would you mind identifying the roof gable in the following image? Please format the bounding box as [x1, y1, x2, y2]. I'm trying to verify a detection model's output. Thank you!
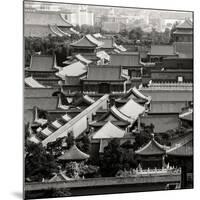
[119, 99, 145, 120]
[58, 145, 90, 161]
[71, 34, 103, 48]
[56, 61, 87, 78]
[135, 138, 168, 155]
[92, 121, 125, 139]
[122, 87, 150, 102]
[176, 19, 193, 29]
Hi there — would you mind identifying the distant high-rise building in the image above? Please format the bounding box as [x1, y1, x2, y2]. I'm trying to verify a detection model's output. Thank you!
[66, 5, 94, 26]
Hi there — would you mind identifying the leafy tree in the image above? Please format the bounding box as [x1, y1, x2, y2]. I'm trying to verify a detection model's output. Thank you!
[129, 27, 144, 41]
[25, 142, 58, 182]
[100, 139, 137, 177]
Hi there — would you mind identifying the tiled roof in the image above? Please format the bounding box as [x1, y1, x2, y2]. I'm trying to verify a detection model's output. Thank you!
[48, 172, 72, 182]
[149, 45, 176, 56]
[109, 52, 142, 67]
[25, 77, 45, 88]
[176, 19, 193, 29]
[24, 88, 57, 98]
[70, 34, 103, 48]
[58, 145, 90, 161]
[25, 11, 72, 27]
[85, 65, 125, 81]
[167, 136, 193, 157]
[135, 138, 169, 155]
[27, 55, 57, 72]
[119, 99, 145, 120]
[149, 102, 186, 114]
[74, 54, 92, 65]
[92, 121, 125, 139]
[24, 97, 58, 110]
[122, 87, 151, 102]
[175, 42, 193, 58]
[56, 61, 87, 78]
[97, 107, 130, 124]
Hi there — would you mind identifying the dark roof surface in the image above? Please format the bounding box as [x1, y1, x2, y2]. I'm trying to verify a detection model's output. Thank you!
[85, 65, 125, 81]
[28, 55, 57, 72]
[175, 42, 193, 58]
[167, 139, 193, 157]
[109, 52, 142, 67]
[149, 45, 176, 56]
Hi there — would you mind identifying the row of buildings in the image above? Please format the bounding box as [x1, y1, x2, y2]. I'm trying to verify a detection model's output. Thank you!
[24, 8, 193, 191]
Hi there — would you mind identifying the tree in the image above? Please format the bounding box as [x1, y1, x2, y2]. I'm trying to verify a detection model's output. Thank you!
[129, 27, 144, 41]
[25, 142, 58, 182]
[100, 139, 137, 177]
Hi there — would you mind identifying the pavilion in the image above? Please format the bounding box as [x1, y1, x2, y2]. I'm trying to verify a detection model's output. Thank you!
[70, 34, 104, 55]
[58, 144, 90, 162]
[135, 134, 169, 169]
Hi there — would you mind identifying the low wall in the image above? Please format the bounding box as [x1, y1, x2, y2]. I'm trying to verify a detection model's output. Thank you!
[25, 173, 181, 192]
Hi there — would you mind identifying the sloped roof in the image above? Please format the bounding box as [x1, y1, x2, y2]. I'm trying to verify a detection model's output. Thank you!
[58, 145, 90, 161]
[122, 87, 151, 102]
[149, 45, 176, 56]
[85, 65, 125, 81]
[25, 11, 72, 27]
[24, 97, 58, 110]
[109, 52, 141, 67]
[56, 61, 87, 78]
[25, 77, 45, 88]
[175, 42, 193, 58]
[96, 51, 110, 61]
[92, 121, 125, 139]
[41, 94, 109, 146]
[167, 137, 193, 157]
[113, 43, 127, 52]
[135, 138, 169, 155]
[176, 19, 193, 29]
[98, 106, 131, 123]
[70, 34, 103, 48]
[110, 106, 133, 123]
[93, 33, 105, 38]
[27, 55, 57, 72]
[48, 172, 72, 182]
[75, 54, 92, 65]
[179, 109, 193, 121]
[119, 99, 145, 120]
